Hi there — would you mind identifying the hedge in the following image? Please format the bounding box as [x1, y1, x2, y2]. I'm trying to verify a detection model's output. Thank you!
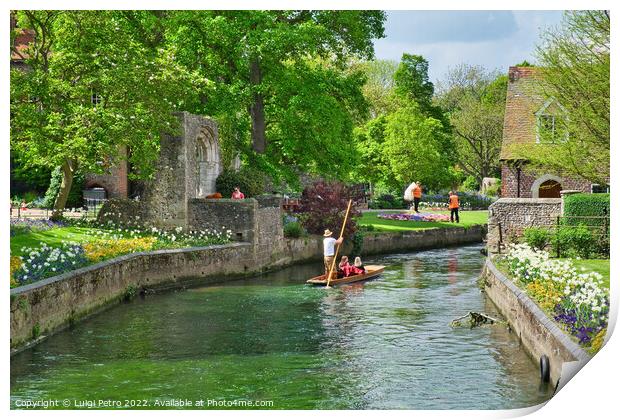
[563, 193, 609, 229]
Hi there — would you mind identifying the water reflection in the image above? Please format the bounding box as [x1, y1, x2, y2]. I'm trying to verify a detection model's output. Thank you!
[11, 245, 553, 409]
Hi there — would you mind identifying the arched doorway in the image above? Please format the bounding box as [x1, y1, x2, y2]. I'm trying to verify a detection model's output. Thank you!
[195, 126, 220, 197]
[531, 174, 563, 198]
[538, 179, 562, 198]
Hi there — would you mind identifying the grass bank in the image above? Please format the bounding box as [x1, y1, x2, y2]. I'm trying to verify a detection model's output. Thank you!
[357, 210, 488, 232]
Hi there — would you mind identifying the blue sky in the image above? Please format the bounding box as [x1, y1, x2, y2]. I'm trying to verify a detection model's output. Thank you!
[373, 10, 565, 82]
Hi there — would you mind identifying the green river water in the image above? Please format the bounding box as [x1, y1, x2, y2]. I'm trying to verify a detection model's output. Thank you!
[11, 245, 554, 409]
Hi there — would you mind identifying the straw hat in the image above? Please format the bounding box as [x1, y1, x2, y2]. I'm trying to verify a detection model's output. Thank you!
[323, 229, 333, 237]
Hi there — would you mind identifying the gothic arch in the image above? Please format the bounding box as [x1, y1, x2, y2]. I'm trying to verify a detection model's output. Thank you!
[195, 125, 220, 197]
[531, 174, 563, 198]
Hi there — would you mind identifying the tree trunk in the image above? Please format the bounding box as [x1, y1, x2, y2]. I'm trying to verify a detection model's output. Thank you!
[51, 159, 76, 220]
[249, 58, 266, 153]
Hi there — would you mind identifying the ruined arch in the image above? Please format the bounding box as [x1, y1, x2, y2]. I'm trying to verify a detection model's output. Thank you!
[195, 125, 220, 197]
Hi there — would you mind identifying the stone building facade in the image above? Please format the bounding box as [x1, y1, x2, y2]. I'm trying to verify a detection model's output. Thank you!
[499, 66, 594, 198]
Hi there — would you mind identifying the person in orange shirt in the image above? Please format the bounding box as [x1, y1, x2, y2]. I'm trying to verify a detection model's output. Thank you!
[448, 191, 460, 223]
[413, 182, 422, 213]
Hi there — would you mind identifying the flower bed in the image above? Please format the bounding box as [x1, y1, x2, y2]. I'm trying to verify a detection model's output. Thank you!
[500, 244, 609, 351]
[10, 223, 232, 288]
[378, 212, 451, 222]
[10, 219, 66, 237]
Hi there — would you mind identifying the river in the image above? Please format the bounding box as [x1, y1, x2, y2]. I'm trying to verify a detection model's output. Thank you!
[11, 244, 553, 409]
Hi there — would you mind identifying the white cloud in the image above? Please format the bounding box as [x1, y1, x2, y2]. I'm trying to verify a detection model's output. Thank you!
[373, 10, 564, 83]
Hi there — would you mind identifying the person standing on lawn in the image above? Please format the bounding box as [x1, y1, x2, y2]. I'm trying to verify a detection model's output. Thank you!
[448, 191, 460, 223]
[413, 182, 422, 213]
[323, 229, 344, 276]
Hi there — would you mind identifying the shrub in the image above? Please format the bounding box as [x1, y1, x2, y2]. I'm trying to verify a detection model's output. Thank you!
[216, 167, 266, 198]
[283, 221, 303, 238]
[369, 194, 407, 209]
[351, 231, 364, 256]
[299, 181, 362, 238]
[420, 192, 496, 210]
[563, 193, 610, 220]
[485, 182, 501, 197]
[523, 227, 552, 250]
[461, 175, 479, 192]
[551, 225, 595, 259]
[42, 168, 85, 209]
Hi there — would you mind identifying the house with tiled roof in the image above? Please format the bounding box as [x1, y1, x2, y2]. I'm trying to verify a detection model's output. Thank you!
[499, 66, 598, 198]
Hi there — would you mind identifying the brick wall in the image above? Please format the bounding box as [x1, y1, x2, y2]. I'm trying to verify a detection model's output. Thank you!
[85, 146, 129, 199]
[501, 163, 592, 198]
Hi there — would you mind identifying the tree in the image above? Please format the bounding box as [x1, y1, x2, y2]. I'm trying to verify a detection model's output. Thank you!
[436, 65, 507, 185]
[525, 11, 610, 184]
[353, 59, 399, 119]
[10, 11, 203, 217]
[383, 104, 455, 191]
[299, 181, 362, 239]
[166, 11, 386, 184]
[353, 116, 399, 190]
[352, 53, 455, 192]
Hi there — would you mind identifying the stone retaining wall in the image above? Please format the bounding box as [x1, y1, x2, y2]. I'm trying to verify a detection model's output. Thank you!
[10, 225, 486, 353]
[481, 258, 590, 387]
[487, 198, 561, 253]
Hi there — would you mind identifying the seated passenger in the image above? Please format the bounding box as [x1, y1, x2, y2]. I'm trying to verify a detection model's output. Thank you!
[353, 256, 366, 274]
[338, 256, 354, 277]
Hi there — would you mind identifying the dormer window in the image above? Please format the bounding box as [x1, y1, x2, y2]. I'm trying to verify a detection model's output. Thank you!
[536, 98, 568, 144]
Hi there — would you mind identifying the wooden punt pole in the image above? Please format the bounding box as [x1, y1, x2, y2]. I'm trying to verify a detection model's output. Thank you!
[326, 199, 353, 288]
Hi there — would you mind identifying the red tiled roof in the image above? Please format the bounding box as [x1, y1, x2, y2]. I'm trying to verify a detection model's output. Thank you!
[11, 29, 35, 61]
[499, 66, 545, 161]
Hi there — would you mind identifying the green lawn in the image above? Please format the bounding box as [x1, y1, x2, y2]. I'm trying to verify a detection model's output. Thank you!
[357, 210, 488, 232]
[10, 227, 109, 257]
[563, 259, 610, 288]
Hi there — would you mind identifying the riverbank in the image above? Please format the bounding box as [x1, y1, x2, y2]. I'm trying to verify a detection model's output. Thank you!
[481, 258, 591, 389]
[10, 225, 486, 353]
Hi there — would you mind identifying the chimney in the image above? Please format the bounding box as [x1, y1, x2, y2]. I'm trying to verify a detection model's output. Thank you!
[508, 67, 520, 83]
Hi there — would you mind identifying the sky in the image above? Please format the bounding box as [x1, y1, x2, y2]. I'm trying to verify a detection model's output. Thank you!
[373, 10, 565, 82]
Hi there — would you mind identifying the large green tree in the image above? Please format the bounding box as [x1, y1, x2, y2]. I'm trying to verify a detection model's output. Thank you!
[353, 53, 455, 192]
[10, 11, 202, 217]
[165, 10, 386, 184]
[352, 59, 399, 119]
[436, 64, 507, 185]
[525, 10, 610, 184]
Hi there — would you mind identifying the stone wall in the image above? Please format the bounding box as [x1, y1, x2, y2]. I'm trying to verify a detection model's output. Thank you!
[482, 259, 590, 387]
[357, 226, 487, 256]
[187, 198, 257, 242]
[97, 198, 145, 226]
[487, 198, 561, 253]
[186, 195, 283, 249]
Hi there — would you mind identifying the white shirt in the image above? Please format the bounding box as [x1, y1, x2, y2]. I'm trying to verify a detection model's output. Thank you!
[323, 237, 337, 256]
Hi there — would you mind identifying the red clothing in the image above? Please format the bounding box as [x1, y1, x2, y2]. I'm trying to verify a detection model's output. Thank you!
[339, 263, 363, 277]
[231, 191, 245, 199]
[413, 186, 422, 199]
